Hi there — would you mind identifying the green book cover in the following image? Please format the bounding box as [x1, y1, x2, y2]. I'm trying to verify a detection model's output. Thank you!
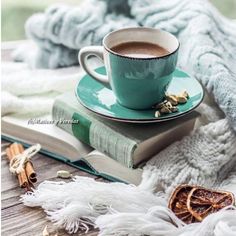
[52, 92, 198, 168]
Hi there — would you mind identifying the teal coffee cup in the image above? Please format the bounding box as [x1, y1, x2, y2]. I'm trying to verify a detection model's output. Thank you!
[79, 27, 179, 110]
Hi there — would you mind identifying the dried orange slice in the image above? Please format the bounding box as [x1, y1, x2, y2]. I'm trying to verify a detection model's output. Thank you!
[168, 184, 199, 224]
[187, 187, 235, 221]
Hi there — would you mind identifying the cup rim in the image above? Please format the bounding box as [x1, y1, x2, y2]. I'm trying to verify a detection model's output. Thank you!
[103, 27, 180, 60]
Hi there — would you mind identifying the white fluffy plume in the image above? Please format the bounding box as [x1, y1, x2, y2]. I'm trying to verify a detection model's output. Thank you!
[21, 175, 236, 235]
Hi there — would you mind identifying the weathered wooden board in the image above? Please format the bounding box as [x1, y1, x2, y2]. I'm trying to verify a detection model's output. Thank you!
[1, 140, 99, 236]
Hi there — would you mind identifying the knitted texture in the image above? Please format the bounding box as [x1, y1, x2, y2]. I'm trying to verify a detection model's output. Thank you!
[13, 0, 137, 68]
[1, 62, 80, 116]
[145, 119, 236, 196]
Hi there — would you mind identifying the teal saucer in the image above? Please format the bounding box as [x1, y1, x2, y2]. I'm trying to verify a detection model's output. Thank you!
[76, 67, 204, 123]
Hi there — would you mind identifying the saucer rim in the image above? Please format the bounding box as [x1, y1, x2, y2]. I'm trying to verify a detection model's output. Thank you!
[75, 67, 204, 123]
[75, 92, 202, 123]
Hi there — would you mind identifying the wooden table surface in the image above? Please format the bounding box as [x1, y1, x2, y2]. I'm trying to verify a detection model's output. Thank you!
[1, 43, 99, 236]
[1, 140, 99, 236]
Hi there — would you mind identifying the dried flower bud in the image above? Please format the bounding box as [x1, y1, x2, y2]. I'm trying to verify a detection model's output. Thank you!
[155, 111, 161, 118]
[160, 106, 172, 114]
[177, 96, 188, 104]
[180, 90, 189, 98]
[57, 170, 72, 179]
[170, 106, 178, 112]
[165, 101, 173, 109]
[166, 95, 178, 105]
[154, 100, 167, 109]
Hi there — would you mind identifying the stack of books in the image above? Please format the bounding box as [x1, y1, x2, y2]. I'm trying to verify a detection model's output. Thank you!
[2, 92, 199, 185]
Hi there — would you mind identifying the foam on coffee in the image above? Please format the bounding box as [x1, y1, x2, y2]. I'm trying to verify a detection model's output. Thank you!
[111, 41, 169, 58]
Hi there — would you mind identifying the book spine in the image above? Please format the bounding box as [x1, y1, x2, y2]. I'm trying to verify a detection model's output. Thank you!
[52, 100, 137, 168]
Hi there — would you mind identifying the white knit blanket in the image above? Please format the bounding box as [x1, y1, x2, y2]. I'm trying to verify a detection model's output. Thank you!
[2, 0, 236, 235]
[1, 62, 80, 116]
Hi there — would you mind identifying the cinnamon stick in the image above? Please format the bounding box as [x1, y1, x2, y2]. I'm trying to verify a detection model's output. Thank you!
[6, 145, 28, 188]
[18, 144, 37, 184]
[6, 143, 38, 189]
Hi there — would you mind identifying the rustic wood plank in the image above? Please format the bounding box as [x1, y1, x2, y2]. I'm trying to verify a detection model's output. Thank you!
[1, 140, 99, 236]
[1, 203, 99, 236]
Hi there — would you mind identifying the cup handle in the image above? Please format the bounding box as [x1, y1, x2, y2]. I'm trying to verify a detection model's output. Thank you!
[78, 46, 109, 85]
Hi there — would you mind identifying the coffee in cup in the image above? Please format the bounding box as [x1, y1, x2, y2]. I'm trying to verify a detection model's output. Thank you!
[111, 42, 169, 58]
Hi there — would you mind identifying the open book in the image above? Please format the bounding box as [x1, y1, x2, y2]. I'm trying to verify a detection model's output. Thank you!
[2, 115, 143, 185]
